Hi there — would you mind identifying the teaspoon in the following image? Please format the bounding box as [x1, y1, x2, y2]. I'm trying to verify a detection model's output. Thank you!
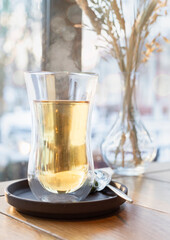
[94, 170, 133, 203]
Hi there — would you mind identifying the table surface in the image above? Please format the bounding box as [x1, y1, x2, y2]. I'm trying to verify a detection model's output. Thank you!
[0, 162, 170, 240]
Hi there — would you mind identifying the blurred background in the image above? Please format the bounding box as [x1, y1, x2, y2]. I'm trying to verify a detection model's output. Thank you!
[0, 0, 170, 180]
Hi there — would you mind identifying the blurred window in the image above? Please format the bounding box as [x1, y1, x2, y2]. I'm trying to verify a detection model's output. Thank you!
[0, 0, 42, 180]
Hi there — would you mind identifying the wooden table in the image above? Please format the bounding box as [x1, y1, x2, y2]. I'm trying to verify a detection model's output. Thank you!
[0, 162, 170, 240]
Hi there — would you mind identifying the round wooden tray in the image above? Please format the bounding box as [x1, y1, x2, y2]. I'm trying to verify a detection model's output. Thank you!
[5, 179, 128, 219]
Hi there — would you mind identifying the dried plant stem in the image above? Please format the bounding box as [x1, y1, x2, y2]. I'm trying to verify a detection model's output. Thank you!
[107, 20, 126, 72]
[136, 0, 157, 33]
[75, 0, 101, 34]
[120, 0, 127, 48]
[115, 74, 142, 167]
[134, 33, 142, 71]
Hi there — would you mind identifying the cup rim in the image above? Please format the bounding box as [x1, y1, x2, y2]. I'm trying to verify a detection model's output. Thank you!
[24, 71, 98, 78]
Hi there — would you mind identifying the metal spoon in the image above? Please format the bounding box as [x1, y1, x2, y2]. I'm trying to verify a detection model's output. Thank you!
[94, 170, 133, 203]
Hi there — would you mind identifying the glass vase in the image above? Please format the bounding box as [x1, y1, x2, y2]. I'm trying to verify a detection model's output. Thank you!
[101, 72, 157, 176]
[25, 71, 98, 202]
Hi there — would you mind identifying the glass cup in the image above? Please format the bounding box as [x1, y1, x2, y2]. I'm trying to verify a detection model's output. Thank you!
[25, 71, 98, 202]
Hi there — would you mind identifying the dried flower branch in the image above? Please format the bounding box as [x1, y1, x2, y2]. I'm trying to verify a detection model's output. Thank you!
[111, 0, 125, 31]
[77, 0, 168, 73]
[76, 0, 168, 167]
[75, 0, 101, 34]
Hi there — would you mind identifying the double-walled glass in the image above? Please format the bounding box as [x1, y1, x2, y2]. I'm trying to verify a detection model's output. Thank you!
[25, 72, 98, 202]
